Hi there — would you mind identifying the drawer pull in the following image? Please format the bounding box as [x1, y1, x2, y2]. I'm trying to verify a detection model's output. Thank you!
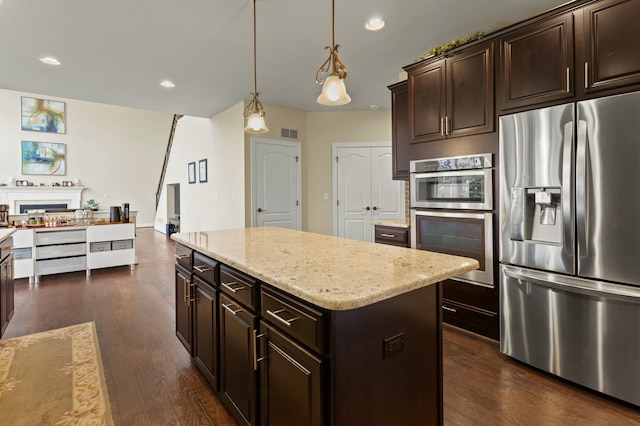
[174, 253, 189, 260]
[194, 264, 213, 273]
[442, 305, 457, 313]
[380, 233, 395, 238]
[222, 302, 243, 316]
[266, 309, 299, 327]
[222, 281, 246, 293]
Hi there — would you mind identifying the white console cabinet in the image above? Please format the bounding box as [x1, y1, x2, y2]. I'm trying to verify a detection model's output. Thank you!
[86, 223, 135, 274]
[12, 223, 136, 282]
[12, 229, 34, 281]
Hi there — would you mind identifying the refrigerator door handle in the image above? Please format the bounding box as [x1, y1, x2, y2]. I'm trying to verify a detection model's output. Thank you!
[503, 266, 640, 302]
[561, 121, 574, 257]
[576, 119, 588, 258]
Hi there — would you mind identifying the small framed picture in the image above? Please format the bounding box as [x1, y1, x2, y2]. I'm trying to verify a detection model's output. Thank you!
[188, 162, 196, 184]
[199, 159, 208, 183]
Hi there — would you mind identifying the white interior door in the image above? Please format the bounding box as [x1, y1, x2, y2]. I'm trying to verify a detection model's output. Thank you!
[370, 147, 405, 221]
[336, 147, 371, 241]
[334, 144, 405, 242]
[252, 138, 301, 229]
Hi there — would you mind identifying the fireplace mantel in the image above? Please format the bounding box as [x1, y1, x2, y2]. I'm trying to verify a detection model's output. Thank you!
[0, 186, 85, 214]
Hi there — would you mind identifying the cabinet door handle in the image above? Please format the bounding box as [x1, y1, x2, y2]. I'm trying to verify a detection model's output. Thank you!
[440, 117, 445, 136]
[380, 233, 395, 238]
[222, 302, 243, 316]
[194, 264, 213, 273]
[222, 281, 245, 293]
[183, 278, 190, 303]
[442, 305, 457, 313]
[175, 253, 189, 260]
[566, 67, 570, 92]
[584, 62, 589, 89]
[253, 329, 266, 371]
[445, 116, 450, 136]
[266, 309, 299, 327]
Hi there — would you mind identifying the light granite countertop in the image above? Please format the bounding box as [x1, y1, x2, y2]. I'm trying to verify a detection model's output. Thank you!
[372, 219, 411, 229]
[0, 228, 16, 245]
[171, 227, 477, 311]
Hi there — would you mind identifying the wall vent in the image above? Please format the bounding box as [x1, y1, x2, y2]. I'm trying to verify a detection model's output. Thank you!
[280, 128, 299, 139]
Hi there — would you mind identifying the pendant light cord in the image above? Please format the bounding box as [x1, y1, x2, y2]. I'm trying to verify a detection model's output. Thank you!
[253, 0, 258, 96]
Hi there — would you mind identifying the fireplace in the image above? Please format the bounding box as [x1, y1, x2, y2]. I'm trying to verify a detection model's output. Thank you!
[0, 186, 85, 215]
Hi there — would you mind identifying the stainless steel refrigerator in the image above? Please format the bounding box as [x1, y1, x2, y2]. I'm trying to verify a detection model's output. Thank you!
[499, 90, 640, 406]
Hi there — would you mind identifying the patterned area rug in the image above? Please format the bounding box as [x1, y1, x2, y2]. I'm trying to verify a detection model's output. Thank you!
[0, 322, 114, 425]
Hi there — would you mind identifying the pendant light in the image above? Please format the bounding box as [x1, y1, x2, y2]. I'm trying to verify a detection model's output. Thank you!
[244, 0, 268, 133]
[315, 0, 351, 106]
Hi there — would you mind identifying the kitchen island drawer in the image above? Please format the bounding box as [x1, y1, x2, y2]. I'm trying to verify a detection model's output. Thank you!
[36, 243, 86, 259]
[220, 265, 258, 311]
[35, 229, 86, 245]
[261, 285, 325, 353]
[175, 244, 192, 270]
[36, 256, 86, 275]
[193, 252, 218, 285]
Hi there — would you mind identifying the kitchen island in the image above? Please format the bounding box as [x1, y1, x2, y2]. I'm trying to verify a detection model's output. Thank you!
[172, 227, 478, 426]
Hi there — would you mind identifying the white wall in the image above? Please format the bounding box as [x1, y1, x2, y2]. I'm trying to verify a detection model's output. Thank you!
[0, 88, 173, 226]
[155, 102, 246, 233]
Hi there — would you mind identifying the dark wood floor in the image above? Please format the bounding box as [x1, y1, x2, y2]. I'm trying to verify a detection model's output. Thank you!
[4, 228, 640, 425]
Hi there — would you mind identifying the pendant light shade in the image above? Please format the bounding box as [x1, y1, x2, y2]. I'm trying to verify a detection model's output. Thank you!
[315, 0, 351, 106]
[244, 111, 268, 133]
[317, 75, 351, 106]
[245, 0, 268, 134]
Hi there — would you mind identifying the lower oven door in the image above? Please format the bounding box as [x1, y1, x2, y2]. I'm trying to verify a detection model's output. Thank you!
[411, 209, 493, 286]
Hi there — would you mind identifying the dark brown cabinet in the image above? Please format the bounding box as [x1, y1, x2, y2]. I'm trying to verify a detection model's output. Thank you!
[374, 225, 410, 248]
[406, 42, 495, 143]
[175, 264, 193, 354]
[442, 279, 498, 340]
[193, 276, 218, 388]
[259, 321, 323, 426]
[1, 237, 14, 337]
[388, 81, 411, 179]
[219, 290, 258, 426]
[580, 0, 640, 94]
[500, 12, 575, 111]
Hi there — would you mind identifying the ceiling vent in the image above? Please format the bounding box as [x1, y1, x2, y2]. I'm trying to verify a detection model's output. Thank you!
[280, 128, 299, 139]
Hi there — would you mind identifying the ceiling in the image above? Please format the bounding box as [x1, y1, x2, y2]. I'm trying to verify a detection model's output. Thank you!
[0, 0, 573, 118]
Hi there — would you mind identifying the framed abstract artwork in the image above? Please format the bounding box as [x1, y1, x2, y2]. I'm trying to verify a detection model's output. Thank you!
[188, 162, 196, 184]
[199, 159, 207, 183]
[21, 97, 66, 134]
[21, 141, 67, 175]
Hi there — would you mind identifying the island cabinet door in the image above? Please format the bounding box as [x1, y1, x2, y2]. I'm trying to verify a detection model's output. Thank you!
[258, 320, 324, 426]
[192, 276, 218, 390]
[175, 265, 193, 355]
[219, 293, 258, 426]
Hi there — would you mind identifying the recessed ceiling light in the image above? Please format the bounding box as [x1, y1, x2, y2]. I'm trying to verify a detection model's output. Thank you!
[160, 80, 176, 88]
[370, 105, 379, 110]
[39, 57, 61, 66]
[365, 17, 385, 31]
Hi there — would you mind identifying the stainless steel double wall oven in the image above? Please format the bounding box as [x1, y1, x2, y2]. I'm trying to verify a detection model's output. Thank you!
[410, 153, 494, 287]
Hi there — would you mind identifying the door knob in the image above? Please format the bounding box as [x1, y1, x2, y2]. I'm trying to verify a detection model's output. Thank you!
[258, 208, 265, 213]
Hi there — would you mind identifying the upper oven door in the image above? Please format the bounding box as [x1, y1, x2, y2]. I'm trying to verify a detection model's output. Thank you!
[410, 169, 493, 210]
[411, 209, 494, 287]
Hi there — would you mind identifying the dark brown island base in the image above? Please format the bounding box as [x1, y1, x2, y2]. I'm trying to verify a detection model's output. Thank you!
[171, 227, 477, 426]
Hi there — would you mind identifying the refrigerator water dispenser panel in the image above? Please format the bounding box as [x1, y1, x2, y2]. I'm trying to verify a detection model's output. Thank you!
[510, 187, 562, 245]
